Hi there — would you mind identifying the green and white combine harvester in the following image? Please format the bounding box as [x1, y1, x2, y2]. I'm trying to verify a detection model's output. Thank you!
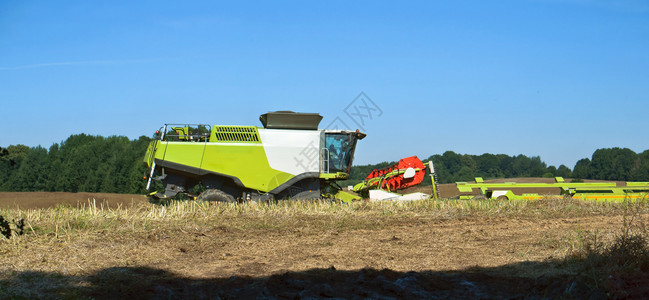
[143, 111, 365, 202]
[143, 111, 649, 203]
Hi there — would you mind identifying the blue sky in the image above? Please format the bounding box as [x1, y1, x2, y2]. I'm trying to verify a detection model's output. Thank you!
[1, 0, 648, 168]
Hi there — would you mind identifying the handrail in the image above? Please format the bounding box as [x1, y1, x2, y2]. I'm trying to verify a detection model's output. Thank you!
[162, 123, 211, 142]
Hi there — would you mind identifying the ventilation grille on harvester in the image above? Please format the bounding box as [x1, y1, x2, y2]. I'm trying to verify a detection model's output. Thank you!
[213, 126, 261, 143]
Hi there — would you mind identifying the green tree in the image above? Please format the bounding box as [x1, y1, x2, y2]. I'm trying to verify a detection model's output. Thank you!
[590, 148, 636, 180]
[572, 158, 592, 179]
[0, 147, 11, 188]
[630, 150, 649, 181]
[556, 164, 572, 178]
[475, 153, 501, 177]
[0, 145, 30, 191]
[511, 155, 532, 177]
[2, 134, 152, 194]
[498, 155, 515, 178]
[4, 146, 49, 191]
[528, 156, 548, 177]
[456, 166, 476, 181]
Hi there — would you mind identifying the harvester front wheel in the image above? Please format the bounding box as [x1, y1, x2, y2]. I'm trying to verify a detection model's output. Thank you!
[197, 189, 235, 203]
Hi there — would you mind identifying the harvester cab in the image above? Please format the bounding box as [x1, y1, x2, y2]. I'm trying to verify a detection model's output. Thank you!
[143, 111, 366, 202]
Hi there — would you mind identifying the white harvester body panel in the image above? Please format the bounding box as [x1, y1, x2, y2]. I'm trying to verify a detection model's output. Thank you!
[258, 128, 321, 176]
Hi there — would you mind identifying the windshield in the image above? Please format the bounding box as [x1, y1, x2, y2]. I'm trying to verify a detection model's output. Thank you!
[325, 133, 358, 173]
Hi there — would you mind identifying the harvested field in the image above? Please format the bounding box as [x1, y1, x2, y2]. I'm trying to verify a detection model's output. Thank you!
[0, 192, 147, 210]
[1, 189, 648, 298]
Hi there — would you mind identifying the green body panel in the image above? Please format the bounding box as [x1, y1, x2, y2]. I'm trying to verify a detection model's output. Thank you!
[152, 141, 292, 193]
[156, 142, 206, 169]
[332, 190, 362, 203]
[143, 140, 158, 168]
[200, 143, 291, 192]
[152, 142, 166, 164]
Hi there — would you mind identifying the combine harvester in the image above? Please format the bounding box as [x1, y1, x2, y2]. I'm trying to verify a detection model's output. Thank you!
[143, 111, 366, 202]
[142, 110, 647, 203]
[456, 177, 649, 202]
[352, 156, 440, 201]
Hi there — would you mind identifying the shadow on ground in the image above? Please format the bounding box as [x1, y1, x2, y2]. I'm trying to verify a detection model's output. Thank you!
[4, 258, 639, 299]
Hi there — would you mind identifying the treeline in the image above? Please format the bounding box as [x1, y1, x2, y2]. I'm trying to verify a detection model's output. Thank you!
[348, 148, 649, 185]
[0, 134, 151, 194]
[424, 151, 572, 184]
[572, 148, 649, 181]
[2, 134, 648, 193]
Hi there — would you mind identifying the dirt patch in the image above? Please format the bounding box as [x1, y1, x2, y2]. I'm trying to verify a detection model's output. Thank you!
[148, 215, 620, 279]
[0, 192, 147, 210]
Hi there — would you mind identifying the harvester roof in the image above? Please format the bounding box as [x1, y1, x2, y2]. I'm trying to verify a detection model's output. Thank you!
[259, 111, 323, 130]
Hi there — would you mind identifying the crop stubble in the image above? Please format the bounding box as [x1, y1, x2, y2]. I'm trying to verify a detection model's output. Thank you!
[0, 186, 646, 298]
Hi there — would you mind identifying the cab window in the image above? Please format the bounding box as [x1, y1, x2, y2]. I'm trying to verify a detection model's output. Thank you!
[325, 133, 357, 173]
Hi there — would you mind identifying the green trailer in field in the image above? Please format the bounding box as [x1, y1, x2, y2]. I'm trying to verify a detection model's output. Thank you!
[143, 111, 366, 202]
[456, 177, 649, 202]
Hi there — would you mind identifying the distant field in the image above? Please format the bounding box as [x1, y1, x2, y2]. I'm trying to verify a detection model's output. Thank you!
[0, 192, 147, 210]
[0, 177, 626, 210]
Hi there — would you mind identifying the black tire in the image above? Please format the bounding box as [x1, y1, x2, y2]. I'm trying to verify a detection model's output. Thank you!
[197, 189, 235, 203]
[496, 195, 509, 200]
